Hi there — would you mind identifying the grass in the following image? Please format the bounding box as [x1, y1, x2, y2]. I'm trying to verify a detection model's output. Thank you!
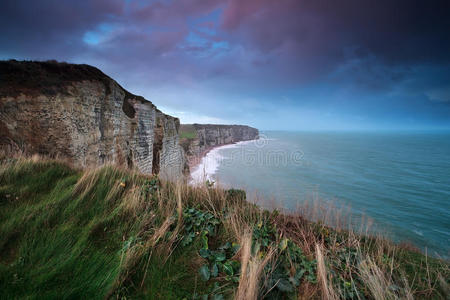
[179, 124, 198, 140]
[180, 131, 197, 140]
[0, 157, 448, 299]
[0, 60, 114, 97]
[0, 60, 152, 120]
[179, 124, 198, 154]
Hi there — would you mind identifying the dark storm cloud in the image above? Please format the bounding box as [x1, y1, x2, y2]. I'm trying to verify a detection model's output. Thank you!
[0, 0, 449, 128]
[222, 0, 450, 63]
[220, 0, 450, 85]
[1, 0, 448, 80]
[0, 0, 124, 57]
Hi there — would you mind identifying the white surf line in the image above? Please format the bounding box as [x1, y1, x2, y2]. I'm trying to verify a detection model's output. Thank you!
[189, 139, 257, 185]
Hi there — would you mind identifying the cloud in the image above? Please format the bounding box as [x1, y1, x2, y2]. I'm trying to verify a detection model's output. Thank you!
[221, 0, 450, 62]
[0, 0, 124, 57]
[2, 0, 449, 84]
[1, 0, 449, 128]
[426, 87, 450, 103]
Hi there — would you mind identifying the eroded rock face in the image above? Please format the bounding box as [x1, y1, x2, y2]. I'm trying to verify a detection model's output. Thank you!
[194, 124, 259, 151]
[0, 60, 186, 180]
[180, 124, 259, 165]
[157, 111, 187, 180]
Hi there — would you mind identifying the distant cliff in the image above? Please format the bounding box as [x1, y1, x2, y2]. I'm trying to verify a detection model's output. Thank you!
[0, 60, 186, 180]
[180, 123, 259, 166]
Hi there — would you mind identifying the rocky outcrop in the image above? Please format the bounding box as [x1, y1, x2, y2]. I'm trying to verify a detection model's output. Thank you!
[0, 60, 186, 180]
[180, 123, 259, 166]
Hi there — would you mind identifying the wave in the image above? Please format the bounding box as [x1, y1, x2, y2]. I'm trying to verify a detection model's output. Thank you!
[189, 140, 255, 185]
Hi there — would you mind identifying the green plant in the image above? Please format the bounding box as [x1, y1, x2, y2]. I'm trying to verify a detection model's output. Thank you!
[142, 176, 159, 195]
[225, 189, 246, 201]
[176, 206, 241, 299]
[251, 221, 318, 298]
[180, 207, 220, 247]
[253, 220, 276, 249]
[1, 158, 448, 299]
[264, 239, 317, 298]
[179, 131, 197, 139]
[198, 242, 241, 282]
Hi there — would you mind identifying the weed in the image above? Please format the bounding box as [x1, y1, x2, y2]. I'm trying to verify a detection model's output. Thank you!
[0, 158, 448, 299]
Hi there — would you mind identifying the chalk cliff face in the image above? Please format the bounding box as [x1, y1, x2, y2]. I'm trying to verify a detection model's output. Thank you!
[0, 60, 186, 180]
[180, 124, 259, 163]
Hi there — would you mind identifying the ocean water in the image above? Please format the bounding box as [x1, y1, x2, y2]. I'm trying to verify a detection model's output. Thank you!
[191, 131, 450, 257]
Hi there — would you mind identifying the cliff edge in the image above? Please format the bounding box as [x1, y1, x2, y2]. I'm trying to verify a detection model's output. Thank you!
[0, 60, 186, 180]
[179, 123, 259, 169]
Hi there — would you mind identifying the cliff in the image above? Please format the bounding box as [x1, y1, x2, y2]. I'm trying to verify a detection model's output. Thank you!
[0, 60, 186, 180]
[180, 123, 259, 165]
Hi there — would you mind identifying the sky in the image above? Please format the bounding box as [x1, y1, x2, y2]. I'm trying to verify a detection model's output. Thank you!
[1, 0, 450, 130]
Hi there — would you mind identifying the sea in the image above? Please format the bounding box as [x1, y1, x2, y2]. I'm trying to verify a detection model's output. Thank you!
[190, 131, 450, 257]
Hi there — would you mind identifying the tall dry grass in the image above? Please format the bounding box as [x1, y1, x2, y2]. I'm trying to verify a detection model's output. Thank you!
[1, 156, 448, 299]
[316, 244, 338, 300]
[235, 231, 276, 300]
[51, 161, 450, 298]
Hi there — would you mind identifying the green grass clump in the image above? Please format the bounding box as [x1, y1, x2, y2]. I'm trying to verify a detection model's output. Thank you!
[0, 158, 448, 299]
[0, 159, 202, 299]
[180, 131, 197, 140]
[179, 124, 197, 140]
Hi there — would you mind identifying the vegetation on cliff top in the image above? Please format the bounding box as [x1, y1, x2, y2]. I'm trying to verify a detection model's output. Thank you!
[0, 60, 115, 97]
[0, 60, 153, 111]
[180, 124, 198, 140]
[179, 124, 198, 155]
[0, 157, 448, 299]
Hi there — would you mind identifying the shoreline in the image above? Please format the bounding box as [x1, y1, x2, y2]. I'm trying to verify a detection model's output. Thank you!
[188, 138, 258, 185]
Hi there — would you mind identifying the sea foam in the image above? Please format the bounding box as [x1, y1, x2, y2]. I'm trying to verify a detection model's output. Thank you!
[190, 140, 255, 185]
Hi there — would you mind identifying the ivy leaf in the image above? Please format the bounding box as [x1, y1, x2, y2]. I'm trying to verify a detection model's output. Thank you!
[211, 263, 219, 277]
[216, 252, 226, 261]
[206, 224, 216, 235]
[199, 264, 210, 281]
[229, 260, 240, 272]
[279, 238, 289, 251]
[276, 278, 294, 292]
[231, 243, 240, 254]
[181, 232, 195, 247]
[292, 268, 305, 286]
[222, 262, 234, 276]
[306, 274, 317, 283]
[219, 242, 231, 250]
[213, 294, 224, 300]
[213, 251, 226, 262]
[180, 237, 191, 247]
[199, 248, 211, 259]
[201, 231, 209, 249]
